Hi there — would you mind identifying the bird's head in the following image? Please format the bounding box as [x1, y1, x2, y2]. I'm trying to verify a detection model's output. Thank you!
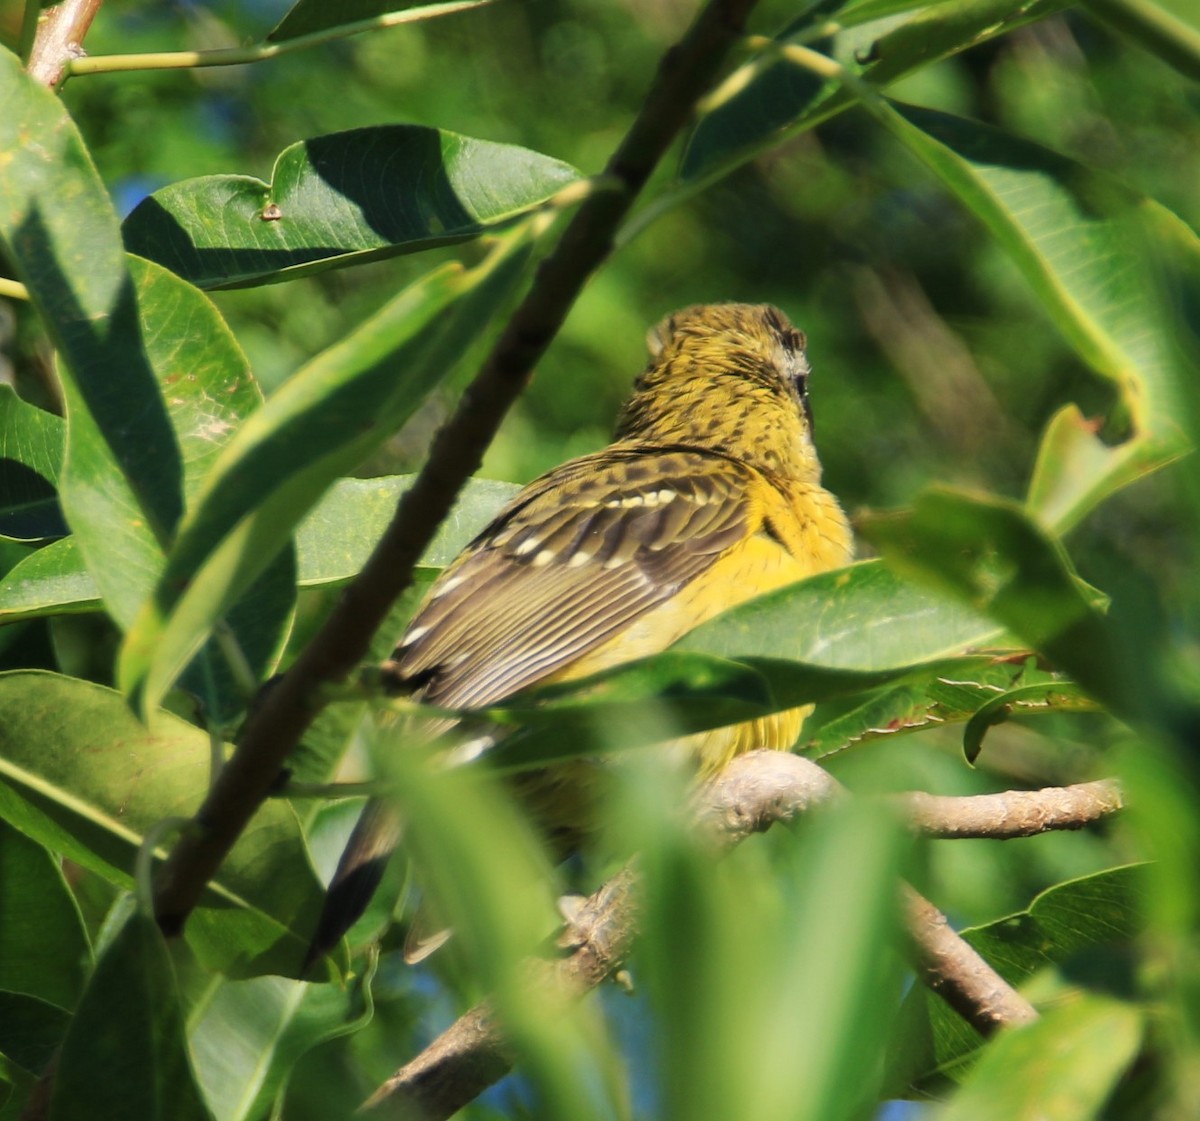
[615, 303, 821, 481]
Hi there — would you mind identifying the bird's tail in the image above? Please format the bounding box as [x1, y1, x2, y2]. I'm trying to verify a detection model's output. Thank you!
[303, 797, 404, 974]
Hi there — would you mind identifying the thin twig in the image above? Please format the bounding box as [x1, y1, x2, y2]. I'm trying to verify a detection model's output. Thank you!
[65, 0, 491, 78]
[26, 0, 103, 88]
[151, 0, 763, 938]
[365, 753, 1110, 1116]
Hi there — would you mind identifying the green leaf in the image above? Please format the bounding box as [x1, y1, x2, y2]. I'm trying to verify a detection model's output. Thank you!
[0, 476, 520, 622]
[962, 680, 1095, 764]
[295, 475, 520, 586]
[0, 46, 183, 548]
[674, 558, 1000, 669]
[0, 672, 324, 976]
[0, 387, 65, 542]
[0, 992, 70, 1077]
[802, 656, 1070, 759]
[939, 996, 1142, 1121]
[678, 0, 1070, 186]
[0, 50, 279, 721]
[62, 254, 266, 631]
[1083, 0, 1200, 84]
[0, 819, 90, 1009]
[190, 967, 374, 1121]
[634, 778, 906, 1121]
[862, 488, 1149, 723]
[1025, 404, 1185, 534]
[122, 126, 578, 288]
[119, 235, 531, 717]
[488, 560, 1007, 769]
[876, 103, 1183, 439]
[51, 911, 212, 1121]
[906, 865, 1145, 1084]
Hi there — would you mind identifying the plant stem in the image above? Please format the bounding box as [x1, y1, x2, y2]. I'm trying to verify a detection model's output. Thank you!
[65, 0, 491, 78]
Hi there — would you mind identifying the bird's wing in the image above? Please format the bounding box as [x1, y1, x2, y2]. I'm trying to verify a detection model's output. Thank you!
[386, 447, 765, 708]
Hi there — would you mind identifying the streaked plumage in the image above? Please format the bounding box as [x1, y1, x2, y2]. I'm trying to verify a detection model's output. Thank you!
[306, 303, 853, 968]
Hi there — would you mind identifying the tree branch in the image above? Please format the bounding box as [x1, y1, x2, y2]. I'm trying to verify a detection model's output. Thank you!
[152, 0, 763, 938]
[366, 753, 1116, 1117]
[895, 779, 1124, 839]
[26, 0, 103, 88]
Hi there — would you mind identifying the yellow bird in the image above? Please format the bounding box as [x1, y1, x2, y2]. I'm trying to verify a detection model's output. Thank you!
[307, 302, 853, 965]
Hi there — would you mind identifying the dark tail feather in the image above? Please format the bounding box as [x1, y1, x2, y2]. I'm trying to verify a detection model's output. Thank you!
[303, 798, 403, 974]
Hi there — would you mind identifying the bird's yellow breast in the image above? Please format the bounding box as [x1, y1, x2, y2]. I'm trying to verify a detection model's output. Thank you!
[543, 478, 852, 774]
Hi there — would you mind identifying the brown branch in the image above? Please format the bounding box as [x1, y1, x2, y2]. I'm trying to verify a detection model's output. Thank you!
[366, 753, 1113, 1116]
[902, 885, 1038, 1031]
[151, 0, 762, 937]
[363, 868, 640, 1116]
[895, 779, 1124, 839]
[26, 0, 104, 88]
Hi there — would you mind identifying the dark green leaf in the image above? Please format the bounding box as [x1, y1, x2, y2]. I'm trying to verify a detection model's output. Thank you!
[0, 387, 65, 541]
[51, 911, 212, 1121]
[123, 126, 578, 288]
[0, 819, 89, 1009]
[962, 680, 1095, 764]
[803, 656, 1063, 759]
[0, 992, 70, 1076]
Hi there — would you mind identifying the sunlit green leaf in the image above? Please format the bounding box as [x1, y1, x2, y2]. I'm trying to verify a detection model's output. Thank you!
[190, 965, 374, 1121]
[0, 46, 183, 550]
[487, 559, 1008, 769]
[123, 126, 578, 288]
[0, 671, 324, 976]
[678, 0, 1070, 186]
[120, 235, 530, 717]
[1025, 404, 1184, 534]
[295, 475, 519, 586]
[0, 476, 519, 622]
[875, 103, 1183, 441]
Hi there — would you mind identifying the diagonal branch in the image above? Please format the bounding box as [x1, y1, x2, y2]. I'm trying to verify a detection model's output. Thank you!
[366, 752, 1119, 1117]
[152, 0, 764, 938]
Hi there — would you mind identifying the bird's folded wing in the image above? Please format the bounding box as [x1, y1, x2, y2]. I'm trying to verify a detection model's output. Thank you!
[387, 447, 765, 709]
